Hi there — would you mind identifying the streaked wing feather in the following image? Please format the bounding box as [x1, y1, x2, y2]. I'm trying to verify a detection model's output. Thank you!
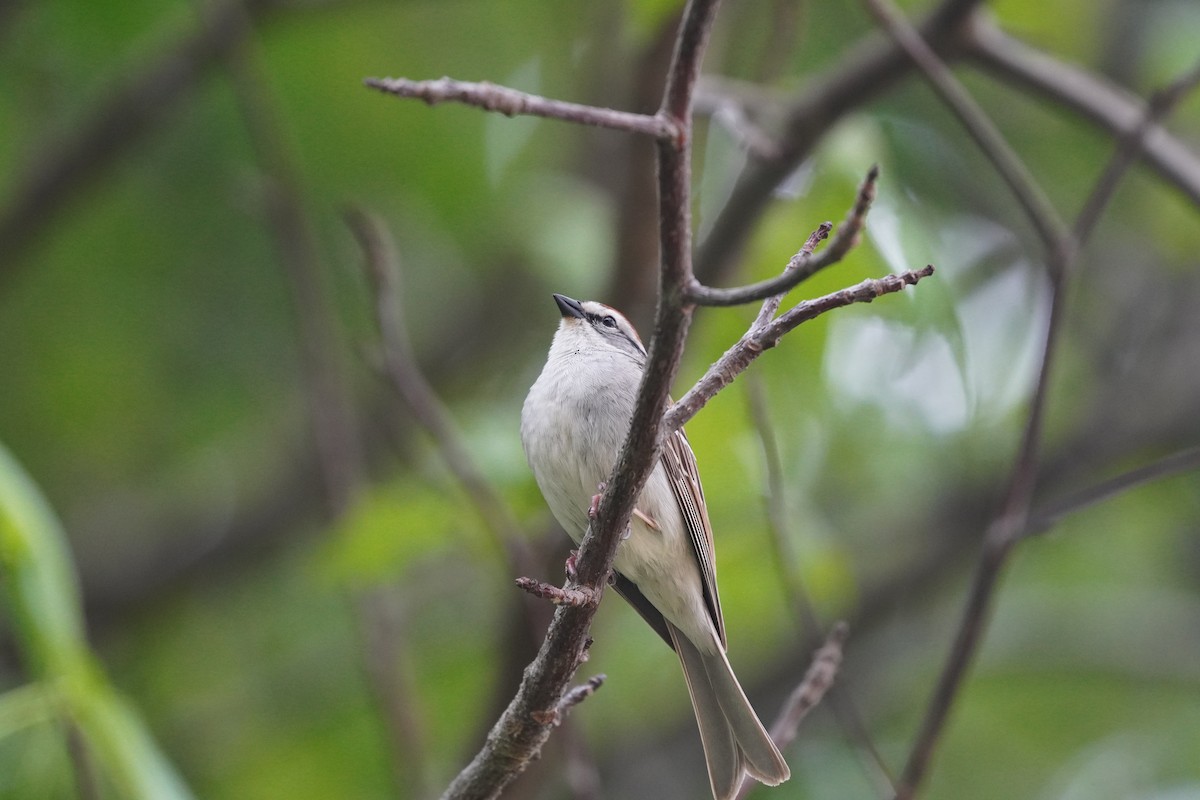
[661, 428, 725, 646]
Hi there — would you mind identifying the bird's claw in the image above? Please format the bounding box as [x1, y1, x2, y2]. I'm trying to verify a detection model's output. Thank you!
[588, 482, 607, 520]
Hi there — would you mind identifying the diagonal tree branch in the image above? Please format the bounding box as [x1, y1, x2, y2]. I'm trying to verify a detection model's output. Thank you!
[732, 623, 849, 800]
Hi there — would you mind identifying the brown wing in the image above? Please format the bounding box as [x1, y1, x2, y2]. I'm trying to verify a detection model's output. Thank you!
[660, 427, 726, 647]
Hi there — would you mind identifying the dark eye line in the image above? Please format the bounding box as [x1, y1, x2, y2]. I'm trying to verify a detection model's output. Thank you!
[589, 312, 618, 330]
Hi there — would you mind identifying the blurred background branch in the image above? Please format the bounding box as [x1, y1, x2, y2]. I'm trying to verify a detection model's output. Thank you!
[2, 0, 1199, 798]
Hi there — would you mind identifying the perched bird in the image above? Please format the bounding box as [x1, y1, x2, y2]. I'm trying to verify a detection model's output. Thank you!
[521, 293, 789, 800]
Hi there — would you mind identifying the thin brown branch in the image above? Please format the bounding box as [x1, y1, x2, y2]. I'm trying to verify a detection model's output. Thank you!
[1072, 56, 1200, 244]
[363, 76, 679, 140]
[752, 222, 833, 324]
[221, 22, 436, 795]
[687, 163, 880, 307]
[531, 676, 607, 727]
[350, 208, 572, 795]
[225, 7, 361, 518]
[964, 17, 1200, 208]
[688, 222, 831, 307]
[769, 622, 847, 750]
[891, 64, 1200, 800]
[862, 0, 1069, 259]
[666, 265, 936, 433]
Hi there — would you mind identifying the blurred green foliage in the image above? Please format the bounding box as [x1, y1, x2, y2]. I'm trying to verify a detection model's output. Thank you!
[2, 0, 1199, 798]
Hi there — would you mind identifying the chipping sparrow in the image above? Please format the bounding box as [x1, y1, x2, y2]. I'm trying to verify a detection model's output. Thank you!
[521, 294, 790, 800]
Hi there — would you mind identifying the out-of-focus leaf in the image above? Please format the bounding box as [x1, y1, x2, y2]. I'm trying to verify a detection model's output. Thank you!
[0, 443, 194, 800]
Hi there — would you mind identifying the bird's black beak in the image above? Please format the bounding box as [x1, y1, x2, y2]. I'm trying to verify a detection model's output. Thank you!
[553, 293, 586, 320]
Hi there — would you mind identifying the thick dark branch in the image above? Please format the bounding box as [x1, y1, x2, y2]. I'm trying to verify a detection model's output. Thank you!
[965, 18, 1200, 208]
[666, 266, 935, 432]
[863, 0, 1068, 258]
[363, 76, 679, 140]
[438, 2, 723, 797]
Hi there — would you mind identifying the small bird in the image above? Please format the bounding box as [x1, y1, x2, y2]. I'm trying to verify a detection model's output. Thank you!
[521, 293, 790, 800]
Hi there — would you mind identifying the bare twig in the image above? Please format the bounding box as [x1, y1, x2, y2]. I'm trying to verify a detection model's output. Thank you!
[754, 222, 833, 322]
[862, 0, 1069, 258]
[686, 159, 879, 308]
[667, 266, 936, 432]
[531, 676, 607, 727]
[1072, 56, 1200, 244]
[219, 20, 436, 795]
[891, 62, 1200, 800]
[688, 222, 831, 307]
[769, 622, 848, 749]
[806, 164, 881, 277]
[364, 77, 679, 140]
[515, 578, 601, 608]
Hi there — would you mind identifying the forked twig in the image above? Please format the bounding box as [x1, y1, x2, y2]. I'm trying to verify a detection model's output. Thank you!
[686, 165, 880, 307]
[667, 266, 935, 432]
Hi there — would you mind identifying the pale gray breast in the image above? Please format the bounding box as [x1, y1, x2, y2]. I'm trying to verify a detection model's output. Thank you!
[521, 348, 642, 541]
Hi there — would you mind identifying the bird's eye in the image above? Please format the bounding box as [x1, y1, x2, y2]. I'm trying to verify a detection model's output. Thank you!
[601, 316, 618, 329]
